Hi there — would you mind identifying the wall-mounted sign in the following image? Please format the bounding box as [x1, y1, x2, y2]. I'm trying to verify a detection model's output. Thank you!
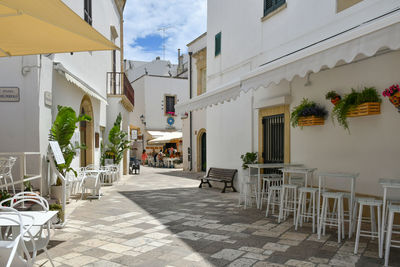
[0, 87, 19, 102]
[44, 91, 52, 107]
[131, 129, 138, 140]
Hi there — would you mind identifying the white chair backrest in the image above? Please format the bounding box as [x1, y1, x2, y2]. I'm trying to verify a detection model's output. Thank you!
[6, 192, 49, 211]
[0, 157, 16, 175]
[0, 207, 34, 267]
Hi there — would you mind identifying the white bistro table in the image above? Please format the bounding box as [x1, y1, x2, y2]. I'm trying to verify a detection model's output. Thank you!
[379, 178, 400, 258]
[247, 163, 303, 209]
[317, 172, 359, 238]
[280, 167, 317, 187]
[0, 211, 58, 227]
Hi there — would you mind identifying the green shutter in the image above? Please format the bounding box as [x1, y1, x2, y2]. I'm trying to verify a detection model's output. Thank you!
[215, 32, 221, 57]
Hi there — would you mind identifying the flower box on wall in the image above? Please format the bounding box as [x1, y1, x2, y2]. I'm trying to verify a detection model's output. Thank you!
[346, 102, 381, 117]
[298, 116, 325, 126]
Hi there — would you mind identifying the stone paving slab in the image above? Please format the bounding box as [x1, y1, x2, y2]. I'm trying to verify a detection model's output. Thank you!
[34, 167, 400, 266]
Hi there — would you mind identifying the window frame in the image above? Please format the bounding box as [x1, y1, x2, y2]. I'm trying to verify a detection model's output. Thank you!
[164, 95, 176, 115]
[84, 0, 92, 25]
[215, 32, 221, 57]
[264, 0, 286, 17]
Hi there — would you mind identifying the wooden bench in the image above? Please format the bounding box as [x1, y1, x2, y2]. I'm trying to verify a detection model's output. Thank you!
[199, 168, 237, 193]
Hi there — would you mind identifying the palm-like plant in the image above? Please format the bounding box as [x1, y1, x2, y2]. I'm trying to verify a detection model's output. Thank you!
[49, 106, 91, 181]
[104, 113, 130, 165]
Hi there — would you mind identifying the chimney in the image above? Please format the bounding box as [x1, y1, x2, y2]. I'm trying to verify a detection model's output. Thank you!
[177, 49, 183, 73]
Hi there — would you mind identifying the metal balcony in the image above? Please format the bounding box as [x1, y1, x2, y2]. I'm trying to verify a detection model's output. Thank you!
[107, 72, 135, 111]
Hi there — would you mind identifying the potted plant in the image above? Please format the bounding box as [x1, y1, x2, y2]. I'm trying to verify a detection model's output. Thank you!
[291, 98, 327, 128]
[383, 84, 400, 112]
[332, 87, 381, 131]
[49, 203, 64, 224]
[48, 106, 91, 203]
[0, 190, 11, 206]
[102, 113, 130, 176]
[325, 91, 341, 106]
[240, 152, 258, 170]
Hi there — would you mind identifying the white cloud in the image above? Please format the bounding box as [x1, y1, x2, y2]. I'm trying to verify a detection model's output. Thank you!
[123, 0, 207, 63]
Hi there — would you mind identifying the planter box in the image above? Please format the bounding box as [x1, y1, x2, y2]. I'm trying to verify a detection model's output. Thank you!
[298, 116, 325, 126]
[347, 102, 381, 117]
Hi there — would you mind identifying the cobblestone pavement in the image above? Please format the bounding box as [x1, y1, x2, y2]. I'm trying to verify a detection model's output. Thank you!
[35, 167, 399, 267]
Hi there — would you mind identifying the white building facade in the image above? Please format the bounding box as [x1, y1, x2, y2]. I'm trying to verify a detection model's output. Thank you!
[182, 33, 208, 172]
[0, 0, 127, 192]
[176, 0, 400, 195]
[125, 58, 188, 159]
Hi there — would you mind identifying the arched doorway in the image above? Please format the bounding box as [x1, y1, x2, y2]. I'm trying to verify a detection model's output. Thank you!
[80, 95, 94, 167]
[197, 129, 206, 172]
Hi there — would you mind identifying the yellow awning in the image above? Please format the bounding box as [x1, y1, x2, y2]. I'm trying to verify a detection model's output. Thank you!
[0, 0, 118, 57]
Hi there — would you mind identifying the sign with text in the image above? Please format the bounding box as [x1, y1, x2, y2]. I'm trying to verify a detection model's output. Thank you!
[49, 141, 65, 165]
[131, 129, 138, 140]
[0, 87, 19, 102]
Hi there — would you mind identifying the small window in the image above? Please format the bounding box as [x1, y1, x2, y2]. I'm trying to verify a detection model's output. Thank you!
[84, 0, 92, 25]
[215, 32, 221, 57]
[165, 95, 176, 115]
[264, 0, 286, 17]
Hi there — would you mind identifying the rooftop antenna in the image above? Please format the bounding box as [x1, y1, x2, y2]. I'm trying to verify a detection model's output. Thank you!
[157, 26, 172, 60]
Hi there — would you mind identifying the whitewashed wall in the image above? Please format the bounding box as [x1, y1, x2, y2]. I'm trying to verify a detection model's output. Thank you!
[206, 50, 400, 196]
[206, 0, 399, 92]
[143, 76, 188, 130]
[52, 72, 102, 170]
[289, 50, 400, 197]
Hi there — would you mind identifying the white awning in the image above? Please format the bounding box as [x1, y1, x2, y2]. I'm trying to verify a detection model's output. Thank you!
[176, 10, 400, 114]
[54, 62, 108, 105]
[147, 131, 182, 144]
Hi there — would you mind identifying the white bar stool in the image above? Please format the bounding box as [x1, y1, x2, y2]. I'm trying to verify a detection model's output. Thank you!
[295, 187, 318, 233]
[265, 185, 282, 217]
[238, 175, 258, 209]
[318, 192, 345, 243]
[260, 174, 282, 209]
[278, 184, 298, 224]
[384, 204, 400, 266]
[354, 198, 382, 255]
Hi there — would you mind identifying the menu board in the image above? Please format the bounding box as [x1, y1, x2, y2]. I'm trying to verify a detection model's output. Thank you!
[49, 141, 65, 165]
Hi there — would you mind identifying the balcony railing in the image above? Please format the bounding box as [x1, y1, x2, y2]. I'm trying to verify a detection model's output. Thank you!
[107, 72, 135, 108]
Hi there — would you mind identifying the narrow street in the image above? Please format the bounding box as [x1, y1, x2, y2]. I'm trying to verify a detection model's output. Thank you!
[36, 167, 395, 267]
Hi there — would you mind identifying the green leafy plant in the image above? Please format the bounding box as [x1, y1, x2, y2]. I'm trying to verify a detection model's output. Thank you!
[240, 152, 258, 170]
[325, 91, 340, 100]
[332, 87, 381, 131]
[290, 98, 327, 128]
[49, 106, 91, 182]
[0, 190, 11, 206]
[24, 181, 32, 191]
[103, 113, 130, 165]
[49, 203, 64, 223]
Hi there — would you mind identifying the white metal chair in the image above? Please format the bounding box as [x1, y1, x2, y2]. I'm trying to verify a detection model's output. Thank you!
[0, 157, 17, 194]
[260, 174, 282, 209]
[278, 184, 298, 224]
[81, 172, 101, 200]
[295, 187, 318, 233]
[354, 198, 382, 255]
[0, 207, 35, 267]
[238, 174, 257, 209]
[6, 192, 54, 266]
[384, 204, 400, 266]
[318, 192, 345, 243]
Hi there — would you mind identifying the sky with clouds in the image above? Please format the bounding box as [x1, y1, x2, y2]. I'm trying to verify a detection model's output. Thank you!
[124, 0, 207, 64]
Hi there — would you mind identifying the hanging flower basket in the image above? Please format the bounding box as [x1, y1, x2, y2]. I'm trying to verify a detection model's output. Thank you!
[383, 84, 400, 112]
[346, 102, 381, 117]
[298, 116, 325, 126]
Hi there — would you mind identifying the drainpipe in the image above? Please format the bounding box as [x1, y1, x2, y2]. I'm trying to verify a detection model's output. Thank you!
[189, 52, 193, 171]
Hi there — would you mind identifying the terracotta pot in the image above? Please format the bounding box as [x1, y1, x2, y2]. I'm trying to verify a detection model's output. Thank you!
[389, 91, 400, 108]
[330, 96, 341, 106]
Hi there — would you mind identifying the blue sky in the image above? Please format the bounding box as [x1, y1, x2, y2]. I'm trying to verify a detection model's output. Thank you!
[124, 0, 207, 63]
